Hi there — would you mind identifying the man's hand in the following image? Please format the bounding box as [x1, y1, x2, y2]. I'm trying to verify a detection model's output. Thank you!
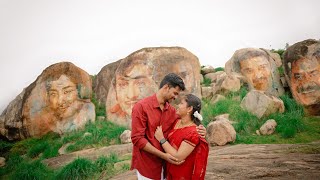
[154, 126, 164, 141]
[196, 124, 206, 139]
[162, 153, 184, 165]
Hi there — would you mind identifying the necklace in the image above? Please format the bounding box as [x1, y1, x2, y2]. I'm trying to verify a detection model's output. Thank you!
[177, 120, 194, 129]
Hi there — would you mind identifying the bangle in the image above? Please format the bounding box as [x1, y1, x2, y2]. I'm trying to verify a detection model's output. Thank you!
[159, 138, 167, 145]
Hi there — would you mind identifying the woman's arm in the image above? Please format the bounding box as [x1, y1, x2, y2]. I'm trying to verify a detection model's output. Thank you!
[155, 126, 196, 162]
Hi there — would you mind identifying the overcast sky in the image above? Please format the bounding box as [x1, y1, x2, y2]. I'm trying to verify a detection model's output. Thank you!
[0, 0, 319, 112]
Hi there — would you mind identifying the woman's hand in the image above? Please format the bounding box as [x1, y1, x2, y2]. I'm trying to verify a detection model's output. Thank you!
[155, 126, 164, 141]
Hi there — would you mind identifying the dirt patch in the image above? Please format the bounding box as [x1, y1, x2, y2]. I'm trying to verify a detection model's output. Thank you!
[111, 141, 320, 179]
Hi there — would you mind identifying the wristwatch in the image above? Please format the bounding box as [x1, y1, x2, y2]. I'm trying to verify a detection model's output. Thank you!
[159, 138, 167, 145]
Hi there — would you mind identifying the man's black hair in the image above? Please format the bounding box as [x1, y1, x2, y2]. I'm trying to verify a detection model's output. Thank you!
[159, 73, 186, 91]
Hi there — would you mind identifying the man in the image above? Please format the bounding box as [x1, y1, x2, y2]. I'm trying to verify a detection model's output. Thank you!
[225, 48, 284, 96]
[131, 73, 206, 180]
[283, 39, 320, 115]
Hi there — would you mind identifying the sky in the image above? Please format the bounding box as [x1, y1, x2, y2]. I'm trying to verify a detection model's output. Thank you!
[0, 0, 319, 112]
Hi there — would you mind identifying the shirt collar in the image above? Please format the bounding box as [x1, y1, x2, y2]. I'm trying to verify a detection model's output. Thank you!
[151, 93, 169, 110]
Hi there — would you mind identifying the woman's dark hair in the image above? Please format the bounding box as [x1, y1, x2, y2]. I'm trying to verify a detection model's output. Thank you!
[159, 73, 186, 91]
[185, 94, 202, 125]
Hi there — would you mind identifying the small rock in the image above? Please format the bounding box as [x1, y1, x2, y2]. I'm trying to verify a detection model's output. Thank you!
[120, 130, 132, 144]
[0, 157, 6, 167]
[58, 143, 74, 155]
[97, 116, 106, 121]
[256, 130, 261, 136]
[207, 119, 236, 146]
[201, 86, 213, 99]
[83, 132, 92, 138]
[210, 94, 226, 104]
[201, 65, 215, 75]
[259, 119, 277, 135]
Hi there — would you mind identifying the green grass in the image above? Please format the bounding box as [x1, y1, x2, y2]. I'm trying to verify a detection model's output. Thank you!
[91, 92, 106, 117]
[56, 154, 123, 180]
[278, 66, 284, 76]
[63, 121, 126, 152]
[215, 67, 224, 72]
[202, 77, 212, 87]
[56, 158, 96, 180]
[10, 160, 53, 180]
[271, 48, 285, 59]
[202, 92, 320, 144]
[1, 119, 126, 179]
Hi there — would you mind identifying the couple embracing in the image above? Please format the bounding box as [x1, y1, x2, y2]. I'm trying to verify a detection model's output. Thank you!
[131, 73, 209, 180]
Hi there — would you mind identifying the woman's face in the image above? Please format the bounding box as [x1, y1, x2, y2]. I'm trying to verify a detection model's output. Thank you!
[176, 98, 191, 117]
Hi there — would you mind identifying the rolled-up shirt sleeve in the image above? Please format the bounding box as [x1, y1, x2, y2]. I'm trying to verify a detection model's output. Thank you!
[131, 103, 148, 149]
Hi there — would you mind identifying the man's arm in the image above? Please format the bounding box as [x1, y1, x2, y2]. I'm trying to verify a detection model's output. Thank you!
[196, 124, 206, 139]
[131, 104, 182, 165]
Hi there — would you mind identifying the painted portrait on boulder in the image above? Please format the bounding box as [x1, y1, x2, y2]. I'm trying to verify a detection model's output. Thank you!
[283, 39, 320, 116]
[106, 47, 201, 128]
[22, 62, 95, 137]
[225, 48, 284, 96]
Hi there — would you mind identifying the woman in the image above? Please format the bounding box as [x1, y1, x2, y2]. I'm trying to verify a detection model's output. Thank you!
[155, 94, 209, 180]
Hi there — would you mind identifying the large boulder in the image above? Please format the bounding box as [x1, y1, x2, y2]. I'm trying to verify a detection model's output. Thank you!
[283, 39, 320, 116]
[212, 74, 241, 95]
[201, 65, 215, 75]
[93, 60, 122, 105]
[104, 47, 201, 128]
[206, 117, 236, 146]
[241, 90, 285, 119]
[0, 157, 5, 167]
[0, 62, 95, 140]
[225, 48, 284, 97]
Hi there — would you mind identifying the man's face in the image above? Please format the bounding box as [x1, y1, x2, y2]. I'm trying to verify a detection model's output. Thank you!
[164, 86, 181, 103]
[48, 75, 78, 119]
[240, 56, 272, 91]
[115, 63, 155, 115]
[290, 57, 320, 106]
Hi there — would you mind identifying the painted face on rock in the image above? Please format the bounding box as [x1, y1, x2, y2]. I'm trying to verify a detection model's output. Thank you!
[115, 63, 156, 115]
[290, 57, 320, 106]
[47, 75, 78, 119]
[240, 56, 272, 91]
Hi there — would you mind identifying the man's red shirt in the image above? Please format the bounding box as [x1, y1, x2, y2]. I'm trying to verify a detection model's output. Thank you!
[131, 94, 178, 180]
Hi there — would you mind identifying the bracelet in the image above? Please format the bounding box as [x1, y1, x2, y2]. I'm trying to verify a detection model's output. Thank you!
[159, 138, 167, 145]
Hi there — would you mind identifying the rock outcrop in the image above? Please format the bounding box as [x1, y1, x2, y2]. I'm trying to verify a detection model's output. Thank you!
[0, 62, 95, 140]
[101, 47, 201, 128]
